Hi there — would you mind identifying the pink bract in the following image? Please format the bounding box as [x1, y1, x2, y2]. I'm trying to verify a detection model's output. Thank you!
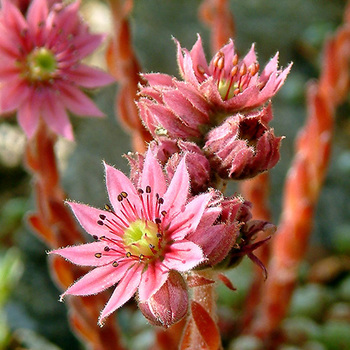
[0, 0, 114, 140]
[51, 150, 218, 326]
[176, 35, 292, 114]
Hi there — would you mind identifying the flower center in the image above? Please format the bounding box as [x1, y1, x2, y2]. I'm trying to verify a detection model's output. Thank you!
[123, 219, 162, 258]
[211, 50, 260, 101]
[26, 47, 57, 82]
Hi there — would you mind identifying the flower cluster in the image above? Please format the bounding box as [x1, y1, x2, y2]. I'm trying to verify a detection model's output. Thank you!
[41, 29, 290, 326]
[138, 35, 291, 180]
[0, 0, 114, 139]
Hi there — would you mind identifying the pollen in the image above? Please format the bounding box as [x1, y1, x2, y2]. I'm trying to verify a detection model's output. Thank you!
[123, 219, 163, 260]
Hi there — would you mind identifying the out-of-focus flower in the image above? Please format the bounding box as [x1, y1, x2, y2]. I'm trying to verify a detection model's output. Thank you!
[126, 138, 212, 195]
[0, 0, 114, 140]
[204, 104, 282, 180]
[176, 35, 292, 116]
[51, 150, 219, 326]
[138, 270, 188, 328]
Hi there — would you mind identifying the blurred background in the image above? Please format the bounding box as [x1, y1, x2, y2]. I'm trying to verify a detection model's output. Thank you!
[0, 0, 349, 349]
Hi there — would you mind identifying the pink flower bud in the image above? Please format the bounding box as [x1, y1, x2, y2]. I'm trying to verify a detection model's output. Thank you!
[138, 271, 188, 328]
[126, 139, 211, 195]
[204, 105, 283, 180]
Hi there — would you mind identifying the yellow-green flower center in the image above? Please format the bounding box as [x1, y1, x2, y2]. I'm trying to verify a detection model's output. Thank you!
[218, 79, 239, 101]
[26, 47, 57, 82]
[123, 220, 162, 259]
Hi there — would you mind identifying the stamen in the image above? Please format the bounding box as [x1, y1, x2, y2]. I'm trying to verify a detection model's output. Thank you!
[95, 253, 102, 258]
[232, 54, 239, 66]
[126, 252, 132, 258]
[146, 185, 151, 193]
[104, 204, 112, 211]
[93, 235, 98, 240]
[121, 191, 128, 198]
[112, 261, 119, 267]
[99, 214, 106, 220]
[104, 246, 110, 252]
[197, 64, 205, 74]
[97, 220, 104, 226]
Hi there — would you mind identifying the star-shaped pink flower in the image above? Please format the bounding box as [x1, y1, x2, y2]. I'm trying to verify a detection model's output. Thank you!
[51, 150, 217, 325]
[176, 35, 292, 114]
[0, 0, 114, 139]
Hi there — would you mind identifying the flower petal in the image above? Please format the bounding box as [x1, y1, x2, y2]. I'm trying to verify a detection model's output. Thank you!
[17, 92, 40, 138]
[164, 240, 204, 271]
[68, 202, 125, 240]
[67, 64, 114, 88]
[50, 241, 118, 267]
[168, 192, 213, 240]
[62, 260, 134, 298]
[140, 149, 167, 197]
[41, 90, 74, 140]
[162, 156, 189, 213]
[57, 83, 105, 117]
[99, 263, 143, 325]
[138, 261, 169, 301]
[104, 162, 141, 214]
[27, 0, 48, 37]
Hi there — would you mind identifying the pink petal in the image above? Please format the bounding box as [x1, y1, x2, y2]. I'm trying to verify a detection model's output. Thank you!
[168, 192, 213, 240]
[162, 89, 209, 127]
[162, 156, 189, 213]
[188, 224, 238, 266]
[17, 92, 40, 138]
[48, 0, 80, 35]
[67, 64, 114, 88]
[142, 73, 174, 88]
[163, 240, 204, 271]
[62, 260, 134, 298]
[189, 34, 210, 76]
[0, 81, 30, 113]
[242, 44, 257, 68]
[0, 0, 27, 37]
[41, 90, 74, 140]
[104, 162, 141, 214]
[57, 83, 105, 117]
[138, 261, 169, 301]
[140, 149, 167, 197]
[26, 0, 48, 36]
[72, 32, 104, 60]
[174, 80, 211, 116]
[260, 52, 279, 82]
[68, 201, 125, 240]
[99, 263, 143, 325]
[275, 62, 293, 91]
[50, 241, 118, 267]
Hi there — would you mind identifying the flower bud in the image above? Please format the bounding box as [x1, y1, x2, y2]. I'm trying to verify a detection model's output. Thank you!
[138, 271, 188, 328]
[204, 105, 283, 180]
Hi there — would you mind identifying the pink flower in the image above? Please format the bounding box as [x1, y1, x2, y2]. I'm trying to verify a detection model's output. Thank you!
[204, 104, 283, 180]
[138, 35, 291, 140]
[51, 150, 218, 326]
[176, 35, 292, 114]
[0, 0, 114, 140]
